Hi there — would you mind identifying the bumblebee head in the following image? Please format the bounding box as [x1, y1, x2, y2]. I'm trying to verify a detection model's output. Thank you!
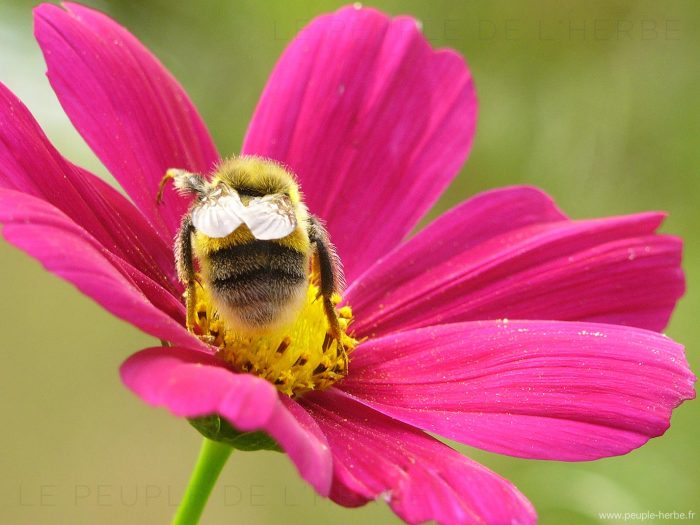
[213, 156, 301, 206]
[159, 157, 305, 240]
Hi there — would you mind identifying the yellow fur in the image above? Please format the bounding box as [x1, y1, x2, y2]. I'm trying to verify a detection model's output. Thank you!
[213, 156, 303, 204]
[192, 156, 311, 259]
[193, 219, 310, 257]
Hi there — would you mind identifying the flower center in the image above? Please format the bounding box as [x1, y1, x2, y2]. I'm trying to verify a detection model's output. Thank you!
[192, 276, 357, 396]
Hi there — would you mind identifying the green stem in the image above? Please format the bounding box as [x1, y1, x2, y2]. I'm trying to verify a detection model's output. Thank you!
[172, 438, 233, 525]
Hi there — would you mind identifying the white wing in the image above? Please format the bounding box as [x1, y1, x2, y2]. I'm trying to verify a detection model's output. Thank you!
[242, 194, 297, 240]
[191, 193, 246, 238]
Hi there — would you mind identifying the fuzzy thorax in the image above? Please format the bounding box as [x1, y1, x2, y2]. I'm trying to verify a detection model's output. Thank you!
[193, 277, 356, 396]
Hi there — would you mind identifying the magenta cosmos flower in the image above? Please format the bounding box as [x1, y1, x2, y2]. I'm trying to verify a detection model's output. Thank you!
[0, 3, 695, 525]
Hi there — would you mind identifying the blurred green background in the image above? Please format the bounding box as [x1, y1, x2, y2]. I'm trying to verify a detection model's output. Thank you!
[1, 0, 698, 524]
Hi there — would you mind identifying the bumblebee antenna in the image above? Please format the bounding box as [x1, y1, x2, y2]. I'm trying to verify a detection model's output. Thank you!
[157, 168, 207, 204]
[156, 170, 175, 205]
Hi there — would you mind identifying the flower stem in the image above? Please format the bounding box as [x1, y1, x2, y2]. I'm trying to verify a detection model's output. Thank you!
[172, 438, 233, 525]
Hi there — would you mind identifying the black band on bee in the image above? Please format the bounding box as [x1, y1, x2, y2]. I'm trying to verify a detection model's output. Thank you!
[207, 240, 307, 317]
[212, 269, 306, 304]
[207, 241, 306, 281]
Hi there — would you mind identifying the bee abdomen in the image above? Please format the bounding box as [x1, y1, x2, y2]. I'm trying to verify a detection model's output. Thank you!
[205, 241, 308, 328]
[208, 241, 305, 277]
[212, 268, 306, 303]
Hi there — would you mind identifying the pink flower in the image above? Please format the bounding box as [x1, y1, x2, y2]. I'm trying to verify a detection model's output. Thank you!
[0, 3, 694, 525]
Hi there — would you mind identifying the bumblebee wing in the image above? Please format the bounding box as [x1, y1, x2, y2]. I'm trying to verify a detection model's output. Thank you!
[191, 193, 245, 238]
[243, 194, 297, 240]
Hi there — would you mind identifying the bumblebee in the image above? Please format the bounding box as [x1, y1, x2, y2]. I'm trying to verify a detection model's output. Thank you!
[158, 156, 344, 344]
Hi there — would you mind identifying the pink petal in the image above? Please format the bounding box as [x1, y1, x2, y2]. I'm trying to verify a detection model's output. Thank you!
[347, 185, 566, 304]
[0, 189, 196, 348]
[351, 211, 684, 337]
[121, 347, 332, 496]
[0, 82, 178, 292]
[242, 5, 477, 282]
[34, 3, 220, 237]
[340, 321, 696, 461]
[301, 389, 535, 525]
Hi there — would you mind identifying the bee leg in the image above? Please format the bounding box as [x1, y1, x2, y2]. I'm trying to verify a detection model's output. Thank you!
[175, 214, 198, 333]
[185, 280, 197, 334]
[308, 216, 346, 349]
[322, 297, 342, 342]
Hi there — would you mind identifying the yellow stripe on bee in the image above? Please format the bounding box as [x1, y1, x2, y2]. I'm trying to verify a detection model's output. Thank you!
[193, 225, 311, 257]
